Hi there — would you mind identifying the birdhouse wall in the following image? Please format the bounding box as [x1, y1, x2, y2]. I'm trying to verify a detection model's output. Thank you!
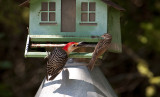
[29, 0, 108, 37]
[108, 7, 122, 53]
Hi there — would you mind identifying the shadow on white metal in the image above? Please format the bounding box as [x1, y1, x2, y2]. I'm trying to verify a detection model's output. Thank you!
[35, 66, 117, 97]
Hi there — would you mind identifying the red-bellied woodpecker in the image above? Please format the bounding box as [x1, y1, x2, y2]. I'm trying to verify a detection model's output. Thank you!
[87, 33, 112, 71]
[46, 42, 83, 81]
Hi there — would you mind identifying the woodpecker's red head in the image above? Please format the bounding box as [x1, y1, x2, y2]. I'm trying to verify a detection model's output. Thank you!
[63, 42, 83, 54]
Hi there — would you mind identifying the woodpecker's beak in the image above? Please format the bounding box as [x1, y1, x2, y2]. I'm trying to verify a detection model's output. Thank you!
[76, 42, 84, 47]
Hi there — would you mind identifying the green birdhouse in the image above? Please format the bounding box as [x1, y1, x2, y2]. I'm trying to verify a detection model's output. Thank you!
[20, 0, 125, 58]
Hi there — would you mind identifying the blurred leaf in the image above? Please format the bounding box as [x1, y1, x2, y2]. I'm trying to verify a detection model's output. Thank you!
[155, 1, 160, 11]
[22, 8, 29, 24]
[149, 76, 160, 86]
[0, 61, 12, 69]
[140, 22, 154, 31]
[145, 85, 156, 97]
[138, 35, 148, 44]
[137, 62, 153, 78]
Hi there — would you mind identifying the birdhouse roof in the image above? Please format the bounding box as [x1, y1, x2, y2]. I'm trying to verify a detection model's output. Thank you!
[19, 0, 125, 11]
[19, 0, 30, 7]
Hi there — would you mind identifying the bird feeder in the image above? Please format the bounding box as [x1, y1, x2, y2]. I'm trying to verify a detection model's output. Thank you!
[20, 0, 125, 58]
[20, 0, 125, 97]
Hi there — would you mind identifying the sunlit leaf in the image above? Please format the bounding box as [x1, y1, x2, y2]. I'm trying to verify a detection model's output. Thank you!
[149, 76, 160, 86]
[145, 85, 156, 97]
[140, 22, 154, 31]
[137, 62, 153, 78]
[138, 35, 148, 44]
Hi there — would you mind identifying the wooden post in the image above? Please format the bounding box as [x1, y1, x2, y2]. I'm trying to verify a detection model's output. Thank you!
[35, 65, 117, 97]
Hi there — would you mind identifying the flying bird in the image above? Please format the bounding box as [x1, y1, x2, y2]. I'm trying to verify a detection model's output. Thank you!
[87, 33, 112, 71]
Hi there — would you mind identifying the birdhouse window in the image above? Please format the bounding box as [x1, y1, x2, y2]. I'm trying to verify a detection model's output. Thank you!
[80, 2, 96, 25]
[40, 2, 56, 25]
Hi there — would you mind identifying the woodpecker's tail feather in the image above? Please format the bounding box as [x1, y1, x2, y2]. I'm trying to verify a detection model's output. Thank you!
[87, 57, 96, 71]
[46, 68, 49, 81]
[48, 69, 63, 81]
[48, 73, 59, 81]
[46, 74, 49, 81]
[46, 72, 59, 81]
[46, 73, 59, 81]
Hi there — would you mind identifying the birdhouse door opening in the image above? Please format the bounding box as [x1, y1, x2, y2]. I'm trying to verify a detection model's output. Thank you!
[61, 0, 76, 32]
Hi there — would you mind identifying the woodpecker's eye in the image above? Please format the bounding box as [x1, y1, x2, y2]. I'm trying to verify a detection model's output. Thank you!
[73, 44, 76, 47]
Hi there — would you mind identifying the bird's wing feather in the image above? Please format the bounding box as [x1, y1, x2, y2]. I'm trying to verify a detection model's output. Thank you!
[46, 48, 68, 81]
[93, 39, 108, 56]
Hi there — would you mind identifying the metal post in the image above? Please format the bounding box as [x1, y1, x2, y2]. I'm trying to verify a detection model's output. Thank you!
[35, 65, 117, 97]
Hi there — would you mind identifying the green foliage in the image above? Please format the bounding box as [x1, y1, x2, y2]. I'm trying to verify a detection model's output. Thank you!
[110, 0, 160, 97]
[0, 83, 13, 97]
[0, 61, 12, 69]
[118, 0, 160, 53]
[137, 62, 153, 78]
[0, 0, 29, 35]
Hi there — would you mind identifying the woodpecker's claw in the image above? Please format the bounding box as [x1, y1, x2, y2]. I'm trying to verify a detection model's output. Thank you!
[44, 51, 50, 59]
[87, 65, 93, 71]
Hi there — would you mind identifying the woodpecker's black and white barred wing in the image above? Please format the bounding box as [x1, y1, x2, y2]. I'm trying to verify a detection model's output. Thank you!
[46, 48, 68, 81]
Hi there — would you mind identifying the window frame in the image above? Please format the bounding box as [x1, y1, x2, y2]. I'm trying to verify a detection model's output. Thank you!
[39, 1, 57, 25]
[80, 2, 97, 26]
